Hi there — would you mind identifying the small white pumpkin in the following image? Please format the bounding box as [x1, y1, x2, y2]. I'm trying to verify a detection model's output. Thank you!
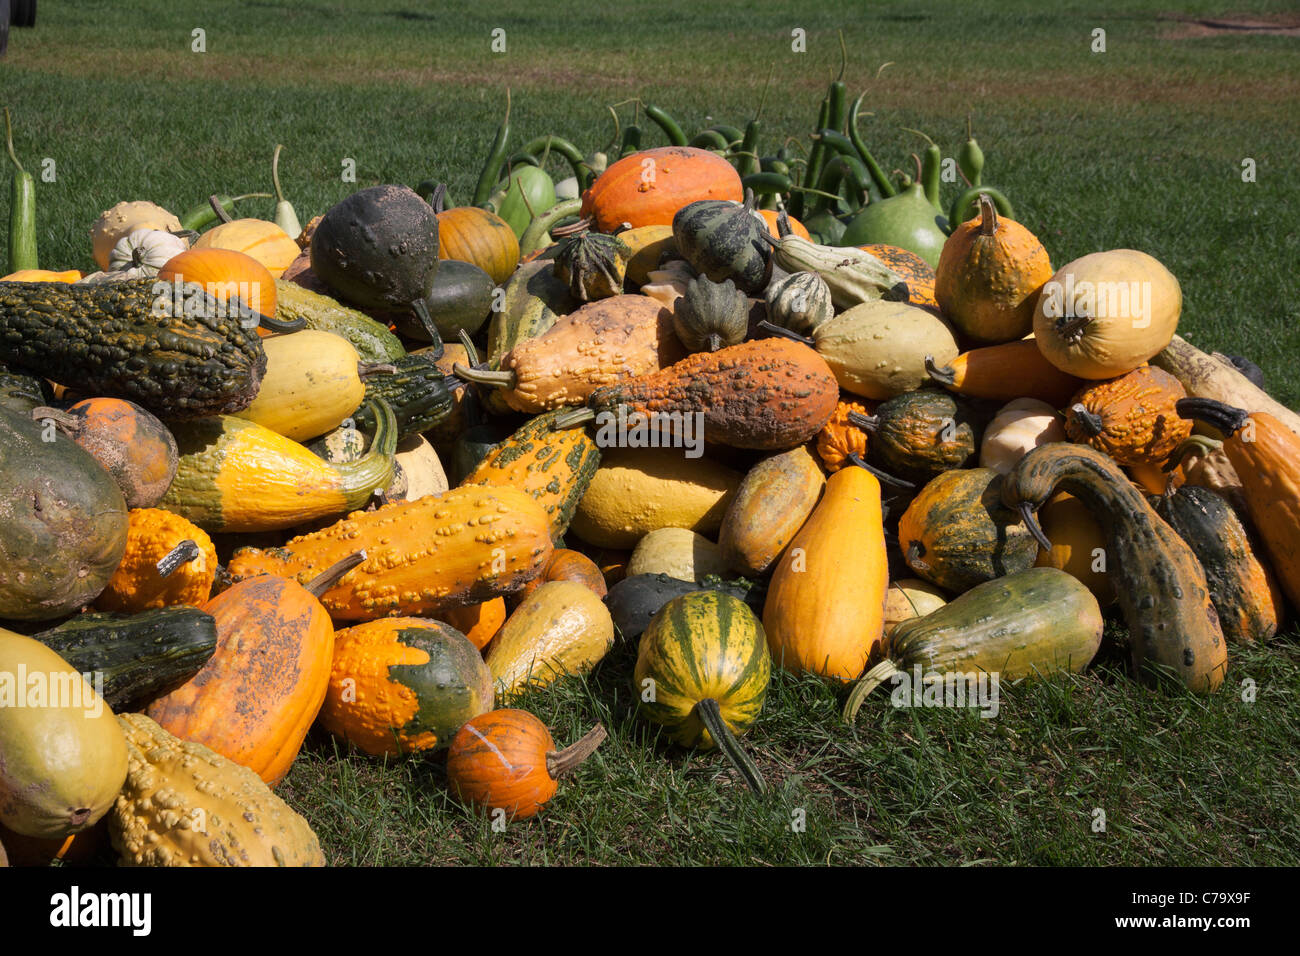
[108, 228, 190, 276]
[980, 398, 1067, 475]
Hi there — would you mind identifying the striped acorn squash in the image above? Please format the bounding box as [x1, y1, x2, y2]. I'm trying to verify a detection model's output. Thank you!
[633, 590, 771, 793]
[319, 618, 493, 755]
[460, 408, 602, 539]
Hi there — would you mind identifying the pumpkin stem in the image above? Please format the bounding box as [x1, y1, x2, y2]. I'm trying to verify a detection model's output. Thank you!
[846, 453, 914, 489]
[457, 328, 481, 366]
[1069, 403, 1105, 437]
[30, 406, 78, 435]
[208, 194, 234, 225]
[358, 362, 397, 381]
[755, 319, 813, 346]
[923, 354, 956, 387]
[156, 539, 202, 578]
[304, 550, 367, 597]
[843, 659, 900, 722]
[546, 723, 608, 778]
[551, 407, 597, 430]
[845, 411, 879, 433]
[706, 332, 723, 352]
[1056, 313, 1093, 342]
[775, 209, 793, 239]
[1017, 501, 1054, 553]
[453, 362, 517, 390]
[1175, 397, 1251, 439]
[693, 698, 767, 795]
[978, 193, 997, 236]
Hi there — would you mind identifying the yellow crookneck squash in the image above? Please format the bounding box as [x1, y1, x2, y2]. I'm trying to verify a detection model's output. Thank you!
[761, 462, 888, 682]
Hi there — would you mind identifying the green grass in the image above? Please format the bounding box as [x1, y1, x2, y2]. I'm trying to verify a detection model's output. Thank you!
[6, 1, 1300, 865]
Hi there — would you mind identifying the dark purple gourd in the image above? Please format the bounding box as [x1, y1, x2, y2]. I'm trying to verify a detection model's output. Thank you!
[310, 184, 444, 354]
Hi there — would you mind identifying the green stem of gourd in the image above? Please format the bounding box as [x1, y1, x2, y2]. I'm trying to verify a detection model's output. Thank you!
[337, 397, 398, 511]
[546, 723, 608, 778]
[304, 550, 368, 597]
[551, 407, 597, 430]
[846, 453, 915, 489]
[693, 698, 766, 795]
[410, 298, 444, 359]
[452, 362, 517, 390]
[456, 328, 480, 366]
[842, 659, 900, 722]
[156, 540, 201, 578]
[923, 354, 956, 387]
[1162, 434, 1222, 474]
[946, 186, 1014, 233]
[519, 198, 582, 258]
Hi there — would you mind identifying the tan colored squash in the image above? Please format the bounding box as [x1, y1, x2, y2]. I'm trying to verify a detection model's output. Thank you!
[718, 446, 825, 576]
[625, 528, 729, 582]
[485, 581, 615, 696]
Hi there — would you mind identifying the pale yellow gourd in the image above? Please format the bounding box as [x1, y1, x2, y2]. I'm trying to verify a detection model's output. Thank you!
[485, 581, 615, 696]
[233, 330, 371, 441]
[979, 398, 1067, 475]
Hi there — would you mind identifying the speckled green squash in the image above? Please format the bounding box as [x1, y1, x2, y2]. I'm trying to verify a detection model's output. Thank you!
[1004, 443, 1228, 694]
[862, 389, 988, 484]
[460, 408, 601, 538]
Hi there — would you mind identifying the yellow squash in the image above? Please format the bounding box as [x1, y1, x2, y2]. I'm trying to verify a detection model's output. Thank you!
[485, 581, 614, 696]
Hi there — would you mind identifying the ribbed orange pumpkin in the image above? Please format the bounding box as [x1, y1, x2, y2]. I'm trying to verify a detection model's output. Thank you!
[436, 205, 520, 285]
[857, 244, 937, 310]
[157, 247, 277, 321]
[1064, 365, 1191, 466]
[580, 147, 743, 232]
[934, 194, 1052, 342]
[445, 709, 606, 820]
[145, 564, 346, 785]
[95, 508, 217, 613]
[193, 219, 300, 278]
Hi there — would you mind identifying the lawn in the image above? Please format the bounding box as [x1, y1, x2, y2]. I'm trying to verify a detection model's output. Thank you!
[3, 0, 1299, 865]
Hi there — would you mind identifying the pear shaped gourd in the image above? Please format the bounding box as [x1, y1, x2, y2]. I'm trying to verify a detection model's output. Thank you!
[839, 182, 949, 268]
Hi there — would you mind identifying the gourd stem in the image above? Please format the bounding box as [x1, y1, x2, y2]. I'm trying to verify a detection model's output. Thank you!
[337, 397, 398, 509]
[693, 698, 766, 795]
[843, 659, 900, 722]
[775, 209, 793, 238]
[453, 362, 517, 390]
[1056, 313, 1092, 342]
[259, 311, 306, 333]
[4, 108, 26, 177]
[1163, 434, 1221, 473]
[1175, 397, 1250, 438]
[272, 145, 287, 203]
[30, 406, 78, 435]
[410, 299, 444, 360]
[846, 453, 914, 489]
[427, 182, 448, 213]
[846, 411, 879, 432]
[358, 362, 397, 380]
[457, 328, 481, 366]
[755, 319, 813, 346]
[978, 193, 998, 236]
[208, 194, 234, 225]
[1017, 502, 1054, 553]
[519, 199, 583, 257]
[923, 354, 956, 386]
[906, 540, 928, 571]
[1069, 403, 1104, 437]
[304, 550, 367, 597]
[156, 540, 201, 578]
[546, 723, 608, 778]
[551, 407, 596, 430]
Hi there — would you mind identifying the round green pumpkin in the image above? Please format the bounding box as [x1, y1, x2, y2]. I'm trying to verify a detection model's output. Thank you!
[388, 260, 496, 342]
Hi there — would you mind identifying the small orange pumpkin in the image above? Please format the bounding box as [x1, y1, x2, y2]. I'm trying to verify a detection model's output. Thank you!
[31, 398, 178, 509]
[445, 709, 606, 820]
[934, 194, 1052, 342]
[515, 549, 608, 604]
[193, 218, 300, 278]
[95, 508, 217, 613]
[580, 147, 743, 232]
[435, 202, 520, 285]
[757, 210, 810, 241]
[815, 400, 873, 472]
[437, 598, 508, 651]
[157, 247, 277, 323]
[1063, 365, 1191, 466]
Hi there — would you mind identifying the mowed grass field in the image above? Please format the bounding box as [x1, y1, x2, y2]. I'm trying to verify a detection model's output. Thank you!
[3, 1, 1299, 865]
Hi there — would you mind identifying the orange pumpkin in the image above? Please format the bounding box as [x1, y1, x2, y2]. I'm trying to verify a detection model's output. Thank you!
[145, 557, 356, 785]
[757, 210, 810, 240]
[1, 269, 81, 283]
[193, 218, 300, 278]
[157, 248, 277, 323]
[445, 709, 606, 820]
[95, 508, 217, 613]
[515, 549, 608, 604]
[580, 147, 743, 232]
[436, 204, 520, 285]
[1064, 365, 1191, 466]
[438, 597, 508, 650]
[31, 397, 178, 509]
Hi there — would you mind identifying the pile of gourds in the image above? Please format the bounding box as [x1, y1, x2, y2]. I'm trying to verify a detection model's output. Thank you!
[2, 86, 1299, 868]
